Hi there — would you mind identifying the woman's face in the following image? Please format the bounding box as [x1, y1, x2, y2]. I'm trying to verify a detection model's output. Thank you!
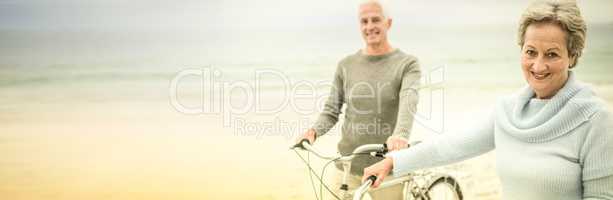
[521, 22, 572, 99]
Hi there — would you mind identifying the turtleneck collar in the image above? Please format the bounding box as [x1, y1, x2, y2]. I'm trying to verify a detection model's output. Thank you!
[496, 71, 601, 143]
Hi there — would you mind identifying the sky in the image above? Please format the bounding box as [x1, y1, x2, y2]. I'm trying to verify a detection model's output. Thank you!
[1, 0, 612, 30]
[0, 0, 612, 67]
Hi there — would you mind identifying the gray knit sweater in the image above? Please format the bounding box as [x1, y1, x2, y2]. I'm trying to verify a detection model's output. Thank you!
[312, 49, 421, 175]
[388, 72, 613, 199]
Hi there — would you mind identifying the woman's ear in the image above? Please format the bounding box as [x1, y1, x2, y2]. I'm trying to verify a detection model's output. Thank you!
[569, 54, 577, 69]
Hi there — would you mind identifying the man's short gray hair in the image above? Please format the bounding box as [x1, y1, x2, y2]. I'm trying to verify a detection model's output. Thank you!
[517, 0, 587, 68]
[358, 0, 393, 19]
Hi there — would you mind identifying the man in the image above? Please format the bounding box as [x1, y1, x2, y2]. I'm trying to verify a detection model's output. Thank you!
[296, 0, 421, 199]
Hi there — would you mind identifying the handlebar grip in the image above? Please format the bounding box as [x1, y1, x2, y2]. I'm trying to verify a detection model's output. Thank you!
[292, 139, 311, 149]
[367, 175, 377, 183]
[384, 141, 419, 149]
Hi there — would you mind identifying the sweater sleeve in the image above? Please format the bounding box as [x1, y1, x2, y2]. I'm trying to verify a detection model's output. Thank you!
[391, 57, 421, 139]
[312, 63, 345, 137]
[387, 111, 496, 176]
[582, 175, 613, 199]
[580, 108, 613, 199]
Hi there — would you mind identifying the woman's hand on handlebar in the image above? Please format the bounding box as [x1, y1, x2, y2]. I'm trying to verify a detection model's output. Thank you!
[362, 157, 394, 188]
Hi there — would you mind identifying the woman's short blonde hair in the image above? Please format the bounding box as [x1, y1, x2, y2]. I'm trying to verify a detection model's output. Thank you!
[517, 0, 587, 68]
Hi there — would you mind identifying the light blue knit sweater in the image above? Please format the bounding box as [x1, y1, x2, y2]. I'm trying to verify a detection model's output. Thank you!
[388, 72, 613, 199]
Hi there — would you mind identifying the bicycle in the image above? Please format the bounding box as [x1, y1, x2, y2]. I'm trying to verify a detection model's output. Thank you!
[291, 139, 463, 200]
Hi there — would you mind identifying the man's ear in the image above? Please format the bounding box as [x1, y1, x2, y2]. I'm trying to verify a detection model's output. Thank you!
[387, 18, 392, 29]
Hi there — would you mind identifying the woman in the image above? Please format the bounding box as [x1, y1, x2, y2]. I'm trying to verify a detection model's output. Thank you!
[362, 0, 613, 199]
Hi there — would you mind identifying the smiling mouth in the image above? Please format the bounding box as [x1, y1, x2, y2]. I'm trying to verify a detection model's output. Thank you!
[531, 71, 551, 80]
[365, 30, 380, 38]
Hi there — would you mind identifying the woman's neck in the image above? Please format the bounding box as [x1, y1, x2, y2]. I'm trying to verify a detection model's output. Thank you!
[534, 76, 570, 99]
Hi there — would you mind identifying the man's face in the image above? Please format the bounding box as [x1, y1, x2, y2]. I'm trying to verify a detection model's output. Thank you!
[359, 2, 391, 46]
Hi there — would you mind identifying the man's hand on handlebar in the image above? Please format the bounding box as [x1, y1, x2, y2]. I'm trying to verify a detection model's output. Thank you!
[386, 135, 409, 152]
[295, 128, 317, 146]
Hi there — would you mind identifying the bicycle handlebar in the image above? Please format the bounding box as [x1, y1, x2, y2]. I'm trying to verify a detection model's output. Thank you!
[292, 140, 419, 160]
[292, 139, 341, 160]
[291, 140, 389, 161]
[353, 175, 377, 200]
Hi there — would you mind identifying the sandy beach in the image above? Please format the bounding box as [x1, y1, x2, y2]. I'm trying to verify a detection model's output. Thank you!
[2, 71, 612, 199]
